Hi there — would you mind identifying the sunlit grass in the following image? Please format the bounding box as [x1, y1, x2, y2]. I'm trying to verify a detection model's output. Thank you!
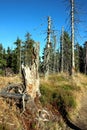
[0, 75, 22, 130]
[0, 75, 22, 89]
[40, 73, 87, 112]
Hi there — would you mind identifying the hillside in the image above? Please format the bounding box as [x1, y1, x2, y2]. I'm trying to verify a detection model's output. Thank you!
[40, 73, 87, 130]
[0, 73, 87, 130]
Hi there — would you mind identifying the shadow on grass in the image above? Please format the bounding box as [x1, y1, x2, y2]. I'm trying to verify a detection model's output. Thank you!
[59, 105, 81, 130]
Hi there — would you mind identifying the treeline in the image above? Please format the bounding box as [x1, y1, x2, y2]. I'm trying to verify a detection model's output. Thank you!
[41, 31, 87, 75]
[0, 31, 87, 76]
[0, 32, 36, 75]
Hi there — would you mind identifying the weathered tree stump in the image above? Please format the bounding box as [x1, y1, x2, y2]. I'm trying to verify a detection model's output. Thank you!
[21, 64, 40, 99]
[21, 42, 40, 99]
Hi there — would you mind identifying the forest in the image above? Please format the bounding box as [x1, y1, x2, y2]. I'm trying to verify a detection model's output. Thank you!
[0, 0, 87, 130]
[0, 31, 86, 76]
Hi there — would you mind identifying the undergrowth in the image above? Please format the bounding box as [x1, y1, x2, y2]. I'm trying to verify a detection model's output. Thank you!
[40, 74, 79, 111]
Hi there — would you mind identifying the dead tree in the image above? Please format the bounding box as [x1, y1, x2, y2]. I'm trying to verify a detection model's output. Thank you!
[71, 0, 75, 75]
[60, 27, 64, 73]
[0, 92, 29, 101]
[0, 83, 30, 111]
[44, 16, 51, 79]
[53, 36, 56, 73]
[21, 42, 40, 99]
[85, 42, 87, 74]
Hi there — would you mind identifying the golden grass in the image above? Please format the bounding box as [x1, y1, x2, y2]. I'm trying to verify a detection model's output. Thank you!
[0, 75, 22, 130]
[0, 73, 87, 129]
[0, 97, 22, 130]
[0, 75, 22, 89]
[67, 73, 87, 120]
[40, 73, 87, 115]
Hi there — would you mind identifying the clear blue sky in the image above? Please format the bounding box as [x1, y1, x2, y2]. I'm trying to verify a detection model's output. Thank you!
[0, 0, 87, 55]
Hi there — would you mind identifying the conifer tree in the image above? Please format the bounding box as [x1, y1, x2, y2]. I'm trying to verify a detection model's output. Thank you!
[0, 44, 6, 75]
[60, 31, 71, 74]
[23, 32, 35, 66]
[14, 37, 22, 73]
[6, 47, 12, 68]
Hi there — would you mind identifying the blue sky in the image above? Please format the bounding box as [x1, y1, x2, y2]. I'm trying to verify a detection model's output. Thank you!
[0, 0, 87, 55]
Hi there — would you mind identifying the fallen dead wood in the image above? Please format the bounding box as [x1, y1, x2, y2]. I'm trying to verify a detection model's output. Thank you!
[1, 83, 24, 93]
[0, 92, 29, 101]
[0, 83, 30, 111]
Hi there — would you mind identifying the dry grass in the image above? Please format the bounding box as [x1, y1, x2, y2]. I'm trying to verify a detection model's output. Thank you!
[0, 100, 22, 129]
[0, 75, 22, 89]
[68, 73, 87, 120]
[0, 73, 87, 129]
[40, 73, 87, 115]
[0, 75, 22, 130]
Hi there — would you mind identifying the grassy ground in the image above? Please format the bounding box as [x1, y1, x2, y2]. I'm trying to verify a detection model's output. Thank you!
[40, 73, 87, 117]
[0, 75, 22, 130]
[0, 73, 87, 130]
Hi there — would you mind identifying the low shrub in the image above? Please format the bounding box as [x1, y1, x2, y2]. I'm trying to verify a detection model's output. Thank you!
[40, 74, 77, 111]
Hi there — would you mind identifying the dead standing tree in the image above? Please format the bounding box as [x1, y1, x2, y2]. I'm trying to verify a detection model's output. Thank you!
[64, 0, 77, 75]
[21, 42, 40, 99]
[85, 41, 87, 74]
[60, 27, 64, 73]
[70, 0, 75, 75]
[44, 16, 51, 79]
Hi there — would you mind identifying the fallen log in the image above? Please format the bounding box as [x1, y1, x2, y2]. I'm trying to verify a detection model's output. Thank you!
[0, 92, 29, 101]
[0, 83, 25, 96]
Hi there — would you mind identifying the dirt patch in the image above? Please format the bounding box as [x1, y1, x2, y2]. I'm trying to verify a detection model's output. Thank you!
[70, 88, 87, 130]
[75, 91, 87, 130]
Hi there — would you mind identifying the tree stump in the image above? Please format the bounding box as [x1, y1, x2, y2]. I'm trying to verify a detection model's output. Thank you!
[21, 42, 40, 99]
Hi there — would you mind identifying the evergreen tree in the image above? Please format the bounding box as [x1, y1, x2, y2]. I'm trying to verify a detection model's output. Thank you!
[6, 47, 12, 68]
[75, 43, 80, 72]
[60, 31, 71, 74]
[11, 50, 18, 74]
[14, 37, 22, 74]
[79, 45, 85, 73]
[0, 44, 6, 75]
[84, 42, 87, 74]
[55, 49, 60, 73]
[23, 32, 35, 66]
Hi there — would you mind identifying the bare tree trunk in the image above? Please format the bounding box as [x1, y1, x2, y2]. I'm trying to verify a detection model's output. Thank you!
[19, 41, 21, 75]
[53, 35, 56, 73]
[0, 92, 29, 100]
[85, 42, 87, 74]
[71, 0, 75, 75]
[44, 16, 51, 79]
[61, 27, 64, 73]
[47, 16, 51, 45]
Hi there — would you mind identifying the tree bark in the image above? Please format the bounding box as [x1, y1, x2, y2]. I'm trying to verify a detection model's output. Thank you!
[21, 42, 40, 99]
[0, 92, 29, 101]
[71, 0, 75, 75]
[61, 27, 64, 73]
